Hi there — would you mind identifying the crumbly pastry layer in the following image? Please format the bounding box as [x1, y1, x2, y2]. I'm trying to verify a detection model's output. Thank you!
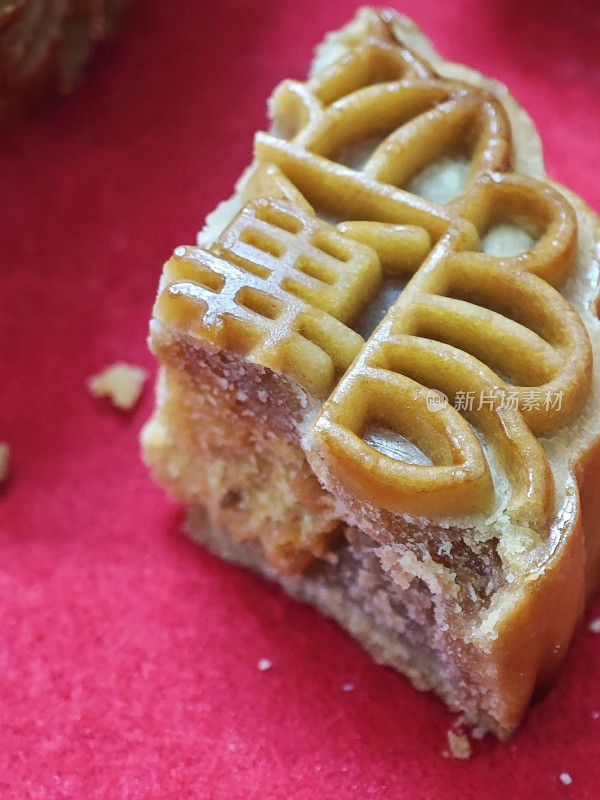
[142, 8, 600, 738]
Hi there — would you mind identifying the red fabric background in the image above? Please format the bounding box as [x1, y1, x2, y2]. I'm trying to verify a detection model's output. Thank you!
[2, 0, 600, 797]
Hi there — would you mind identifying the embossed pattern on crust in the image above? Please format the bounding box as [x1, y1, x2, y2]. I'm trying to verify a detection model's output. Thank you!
[154, 9, 592, 527]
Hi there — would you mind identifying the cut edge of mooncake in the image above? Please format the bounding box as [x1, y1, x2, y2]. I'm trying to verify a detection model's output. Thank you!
[141, 8, 600, 738]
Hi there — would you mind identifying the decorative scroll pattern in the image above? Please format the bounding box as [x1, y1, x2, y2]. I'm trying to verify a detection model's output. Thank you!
[156, 10, 592, 529]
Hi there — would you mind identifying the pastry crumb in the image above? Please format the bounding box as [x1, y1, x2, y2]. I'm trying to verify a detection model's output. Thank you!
[559, 773, 573, 786]
[341, 682, 355, 692]
[445, 730, 472, 760]
[88, 362, 148, 410]
[0, 442, 10, 483]
[257, 658, 272, 672]
[588, 618, 600, 634]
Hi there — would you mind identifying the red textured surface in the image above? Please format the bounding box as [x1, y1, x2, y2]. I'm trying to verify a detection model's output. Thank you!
[2, 1, 600, 797]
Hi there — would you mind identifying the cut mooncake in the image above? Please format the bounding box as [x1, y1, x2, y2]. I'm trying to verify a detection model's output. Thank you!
[142, 8, 600, 738]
